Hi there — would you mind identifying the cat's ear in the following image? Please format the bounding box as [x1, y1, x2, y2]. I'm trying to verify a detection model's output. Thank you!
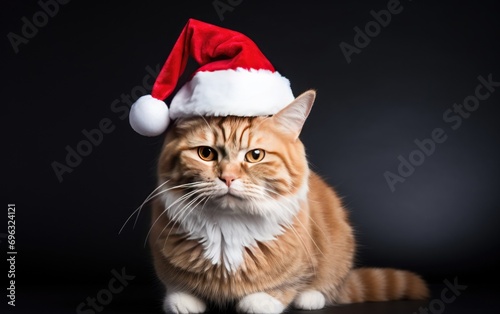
[272, 90, 316, 139]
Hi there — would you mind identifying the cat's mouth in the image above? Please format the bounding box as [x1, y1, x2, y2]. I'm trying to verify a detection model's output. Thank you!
[210, 180, 247, 200]
[210, 186, 250, 209]
[205, 180, 264, 209]
[216, 190, 244, 200]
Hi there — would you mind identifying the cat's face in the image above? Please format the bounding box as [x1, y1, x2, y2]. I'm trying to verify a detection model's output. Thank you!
[157, 90, 316, 217]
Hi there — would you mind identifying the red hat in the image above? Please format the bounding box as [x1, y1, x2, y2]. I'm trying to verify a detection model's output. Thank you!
[129, 18, 294, 136]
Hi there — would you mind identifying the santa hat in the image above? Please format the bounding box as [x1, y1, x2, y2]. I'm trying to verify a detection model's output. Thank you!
[129, 18, 295, 136]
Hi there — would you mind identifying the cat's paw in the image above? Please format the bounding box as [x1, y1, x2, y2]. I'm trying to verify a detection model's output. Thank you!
[163, 291, 206, 314]
[293, 290, 325, 310]
[236, 292, 285, 314]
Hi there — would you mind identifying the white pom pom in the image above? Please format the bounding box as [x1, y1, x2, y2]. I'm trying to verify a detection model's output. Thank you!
[129, 95, 170, 136]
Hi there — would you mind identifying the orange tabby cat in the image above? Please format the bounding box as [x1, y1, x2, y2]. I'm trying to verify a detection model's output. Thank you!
[149, 90, 429, 313]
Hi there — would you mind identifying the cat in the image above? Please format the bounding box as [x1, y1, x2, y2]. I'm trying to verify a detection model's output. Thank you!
[148, 90, 429, 313]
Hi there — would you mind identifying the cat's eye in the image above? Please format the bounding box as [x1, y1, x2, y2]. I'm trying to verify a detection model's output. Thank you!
[197, 146, 217, 161]
[245, 149, 265, 163]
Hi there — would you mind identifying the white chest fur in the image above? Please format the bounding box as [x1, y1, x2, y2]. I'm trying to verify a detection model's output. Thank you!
[160, 184, 308, 272]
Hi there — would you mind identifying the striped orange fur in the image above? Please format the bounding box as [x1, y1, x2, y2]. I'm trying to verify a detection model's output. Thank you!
[149, 90, 429, 313]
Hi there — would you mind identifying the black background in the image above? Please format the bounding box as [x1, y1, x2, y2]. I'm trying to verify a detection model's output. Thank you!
[2, 0, 500, 313]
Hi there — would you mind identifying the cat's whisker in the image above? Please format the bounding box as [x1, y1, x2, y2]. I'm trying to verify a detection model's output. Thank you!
[120, 180, 208, 235]
[259, 185, 291, 199]
[239, 184, 321, 271]
[271, 206, 319, 276]
[272, 197, 326, 259]
[166, 188, 203, 211]
[118, 180, 171, 234]
[175, 192, 207, 221]
[265, 183, 331, 242]
[162, 194, 207, 250]
[254, 115, 271, 130]
[152, 185, 214, 248]
[200, 195, 212, 212]
[197, 114, 215, 134]
[153, 194, 195, 247]
[306, 212, 330, 240]
[290, 211, 326, 258]
[247, 185, 327, 261]
[239, 191, 268, 201]
[145, 188, 203, 246]
[131, 181, 203, 229]
[170, 194, 207, 234]
[281, 220, 317, 276]
[167, 195, 212, 247]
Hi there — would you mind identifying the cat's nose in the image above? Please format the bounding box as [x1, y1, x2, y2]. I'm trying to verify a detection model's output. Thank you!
[219, 174, 237, 187]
